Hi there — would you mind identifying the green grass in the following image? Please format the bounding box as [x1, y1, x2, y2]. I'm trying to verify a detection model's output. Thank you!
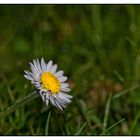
[1, 5, 140, 135]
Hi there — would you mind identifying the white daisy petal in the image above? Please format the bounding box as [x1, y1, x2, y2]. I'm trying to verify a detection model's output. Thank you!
[50, 96, 57, 107]
[29, 63, 37, 74]
[58, 76, 67, 82]
[24, 70, 30, 75]
[33, 60, 40, 73]
[27, 71, 34, 78]
[29, 62, 40, 80]
[39, 89, 46, 101]
[45, 99, 49, 106]
[39, 90, 50, 104]
[39, 90, 46, 102]
[53, 98, 63, 110]
[60, 87, 71, 92]
[59, 92, 73, 99]
[54, 94, 63, 103]
[24, 74, 33, 81]
[60, 83, 69, 88]
[33, 81, 41, 89]
[36, 59, 42, 73]
[54, 70, 64, 77]
[54, 94, 67, 107]
[24, 70, 34, 80]
[58, 92, 72, 104]
[51, 64, 57, 74]
[41, 57, 47, 71]
[58, 101, 66, 108]
[46, 60, 53, 72]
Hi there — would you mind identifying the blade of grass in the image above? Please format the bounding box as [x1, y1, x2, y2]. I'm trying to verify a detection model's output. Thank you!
[91, 5, 102, 47]
[74, 122, 87, 136]
[100, 118, 125, 135]
[134, 50, 140, 82]
[112, 85, 139, 99]
[114, 70, 124, 82]
[75, 99, 91, 128]
[65, 125, 70, 135]
[103, 93, 112, 131]
[129, 111, 140, 135]
[45, 111, 51, 135]
[0, 90, 39, 120]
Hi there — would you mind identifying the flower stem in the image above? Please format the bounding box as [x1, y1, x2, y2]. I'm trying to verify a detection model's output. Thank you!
[0, 90, 39, 120]
[103, 93, 112, 131]
[100, 118, 125, 135]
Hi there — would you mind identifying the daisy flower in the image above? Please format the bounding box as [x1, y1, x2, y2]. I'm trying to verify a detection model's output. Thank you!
[24, 58, 73, 110]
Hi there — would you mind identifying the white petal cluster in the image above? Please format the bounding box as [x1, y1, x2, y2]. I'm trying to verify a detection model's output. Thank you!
[24, 58, 73, 110]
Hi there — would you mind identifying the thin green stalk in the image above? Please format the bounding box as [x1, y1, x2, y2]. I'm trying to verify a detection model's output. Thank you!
[103, 93, 112, 131]
[130, 111, 140, 134]
[45, 111, 51, 135]
[0, 90, 39, 120]
[74, 122, 87, 136]
[112, 85, 139, 99]
[100, 118, 125, 135]
[114, 70, 124, 82]
[75, 99, 91, 128]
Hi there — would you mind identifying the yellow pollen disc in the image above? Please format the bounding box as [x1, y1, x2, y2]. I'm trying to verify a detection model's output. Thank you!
[40, 72, 60, 93]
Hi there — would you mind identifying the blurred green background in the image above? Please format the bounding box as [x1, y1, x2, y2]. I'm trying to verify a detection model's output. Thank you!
[1, 5, 140, 135]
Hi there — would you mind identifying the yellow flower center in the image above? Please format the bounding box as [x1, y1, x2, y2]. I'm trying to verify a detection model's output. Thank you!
[40, 72, 60, 93]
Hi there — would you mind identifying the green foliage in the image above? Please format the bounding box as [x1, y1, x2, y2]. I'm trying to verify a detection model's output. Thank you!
[1, 5, 140, 135]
